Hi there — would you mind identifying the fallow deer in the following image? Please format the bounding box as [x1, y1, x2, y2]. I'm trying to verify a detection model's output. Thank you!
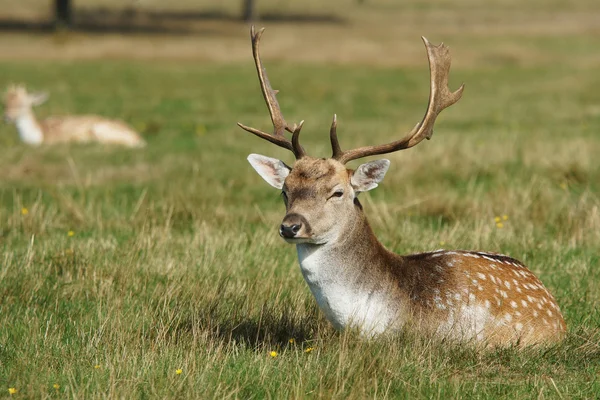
[3, 84, 145, 147]
[239, 27, 566, 346]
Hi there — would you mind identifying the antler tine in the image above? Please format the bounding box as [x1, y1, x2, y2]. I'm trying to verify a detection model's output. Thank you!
[334, 37, 464, 164]
[237, 26, 306, 158]
[329, 114, 343, 159]
[291, 120, 306, 159]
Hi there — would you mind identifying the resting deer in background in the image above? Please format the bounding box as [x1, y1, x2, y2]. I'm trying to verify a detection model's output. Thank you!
[239, 27, 566, 346]
[3, 85, 145, 147]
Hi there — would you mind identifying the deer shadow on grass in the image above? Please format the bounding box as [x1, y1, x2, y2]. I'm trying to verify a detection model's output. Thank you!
[209, 300, 324, 348]
[169, 281, 326, 348]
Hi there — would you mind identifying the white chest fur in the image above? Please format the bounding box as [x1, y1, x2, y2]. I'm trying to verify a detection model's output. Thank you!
[16, 115, 44, 145]
[296, 244, 400, 336]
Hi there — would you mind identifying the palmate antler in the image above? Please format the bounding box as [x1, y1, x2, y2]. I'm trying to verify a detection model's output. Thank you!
[237, 26, 306, 159]
[238, 28, 464, 164]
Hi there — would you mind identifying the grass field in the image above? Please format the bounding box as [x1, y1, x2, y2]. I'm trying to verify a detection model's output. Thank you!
[0, 0, 599, 398]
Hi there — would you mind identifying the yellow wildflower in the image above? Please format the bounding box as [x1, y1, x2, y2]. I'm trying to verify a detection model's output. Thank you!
[496, 222, 504, 229]
[53, 384, 60, 390]
[439, 241, 446, 246]
[494, 216, 501, 223]
[288, 338, 295, 344]
[8, 388, 17, 395]
[269, 351, 278, 358]
[176, 369, 182, 375]
[94, 365, 101, 369]
[21, 207, 28, 215]
[304, 347, 314, 353]
[195, 124, 207, 137]
[502, 215, 508, 221]
[68, 230, 75, 237]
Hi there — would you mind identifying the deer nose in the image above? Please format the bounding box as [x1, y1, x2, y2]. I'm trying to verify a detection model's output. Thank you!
[280, 223, 302, 239]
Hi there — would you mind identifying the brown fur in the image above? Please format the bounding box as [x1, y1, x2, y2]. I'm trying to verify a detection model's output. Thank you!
[278, 157, 566, 346]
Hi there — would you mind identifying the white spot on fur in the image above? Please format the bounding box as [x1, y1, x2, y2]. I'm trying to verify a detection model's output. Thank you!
[464, 253, 480, 259]
[521, 300, 528, 307]
[515, 322, 523, 332]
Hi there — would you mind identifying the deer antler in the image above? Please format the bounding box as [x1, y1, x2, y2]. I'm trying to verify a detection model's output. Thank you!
[237, 26, 306, 159]
[331, 37, 464, 164]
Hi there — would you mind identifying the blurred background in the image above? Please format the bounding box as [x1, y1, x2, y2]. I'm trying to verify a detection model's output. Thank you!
[2, 0, 599, 64]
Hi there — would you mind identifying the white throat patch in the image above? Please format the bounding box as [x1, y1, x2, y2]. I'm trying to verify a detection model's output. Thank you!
[296, 243, 399, 336]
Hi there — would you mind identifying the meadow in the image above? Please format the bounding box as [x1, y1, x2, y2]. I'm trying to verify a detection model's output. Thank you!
[0, 0, 599, 398]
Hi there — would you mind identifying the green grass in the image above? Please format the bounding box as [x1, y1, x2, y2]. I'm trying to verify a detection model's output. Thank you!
[1, 5, 600, 397]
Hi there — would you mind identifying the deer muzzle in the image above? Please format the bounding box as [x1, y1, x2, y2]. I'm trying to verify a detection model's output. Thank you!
[279, 213, 311, 241]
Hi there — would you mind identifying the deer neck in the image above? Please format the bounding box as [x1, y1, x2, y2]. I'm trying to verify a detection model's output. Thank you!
[295, 207, 406, 334]
[15, 110, 44, 145]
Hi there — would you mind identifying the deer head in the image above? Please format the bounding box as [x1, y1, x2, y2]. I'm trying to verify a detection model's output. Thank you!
[3, 85, 48, 123]
[240, 27, 464, 245]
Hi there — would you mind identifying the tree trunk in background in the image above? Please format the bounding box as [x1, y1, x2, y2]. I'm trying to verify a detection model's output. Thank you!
[242, 0, 257, 22]
[55, 0, 73, 28]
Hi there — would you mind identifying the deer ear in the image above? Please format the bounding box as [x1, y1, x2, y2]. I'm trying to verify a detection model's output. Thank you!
[247, 154, 291, 190]
[29, 92, 49, 106]
[351, 159, 390, 192]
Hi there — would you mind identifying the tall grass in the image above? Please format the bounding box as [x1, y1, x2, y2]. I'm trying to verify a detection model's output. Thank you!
[0, 3, 599, 397]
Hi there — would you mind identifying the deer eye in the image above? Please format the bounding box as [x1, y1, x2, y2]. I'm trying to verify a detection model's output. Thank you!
[328, 190, 344, 200]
